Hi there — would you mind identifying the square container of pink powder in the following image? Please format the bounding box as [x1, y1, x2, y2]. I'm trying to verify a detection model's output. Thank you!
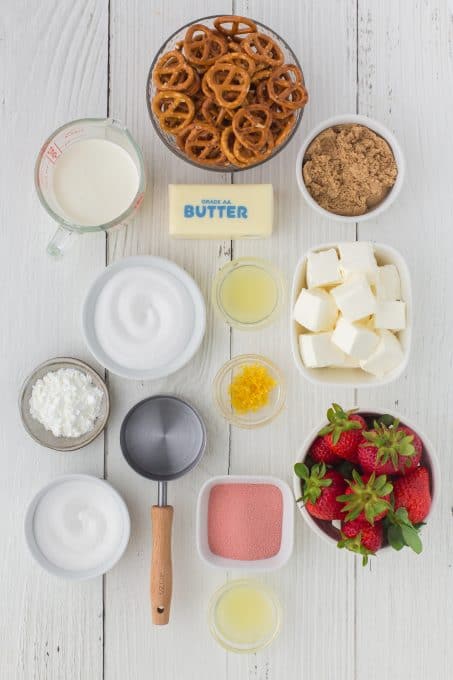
[196, 476, 294, 570]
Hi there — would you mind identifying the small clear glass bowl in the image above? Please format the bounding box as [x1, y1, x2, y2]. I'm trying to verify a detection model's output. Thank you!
[19, 357, 109, 452]
[146, 15, 306, 172]
[212, 257, 285, 331]
[208, 579, 282, 653]
[213, 354, 286, 429]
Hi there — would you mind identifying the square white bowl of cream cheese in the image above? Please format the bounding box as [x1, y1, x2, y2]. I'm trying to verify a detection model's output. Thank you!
[290, 242, 412, 387]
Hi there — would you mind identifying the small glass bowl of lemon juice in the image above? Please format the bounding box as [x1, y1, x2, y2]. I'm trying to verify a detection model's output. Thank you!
[208, 579, 282, 653]
[212, 258, 285, 330]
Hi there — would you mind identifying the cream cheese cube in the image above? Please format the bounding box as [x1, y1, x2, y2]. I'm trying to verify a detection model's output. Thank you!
[331, 274, 376, 321]
[338, 242, 378, 282]
[374, 301, 406, 330]
[330, 353, 361, 369]
[306, 249, 342, 289]
[375, 264, 401, 300]
[293, 288, 338, 332]
[299, 332, 346, 368]
[341, 355, 361, 368]
[360, 329, 404, 377]
[331, 317, 379, 360]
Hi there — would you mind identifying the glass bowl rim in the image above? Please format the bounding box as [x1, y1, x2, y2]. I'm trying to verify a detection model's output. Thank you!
[146, 14, 305, 173]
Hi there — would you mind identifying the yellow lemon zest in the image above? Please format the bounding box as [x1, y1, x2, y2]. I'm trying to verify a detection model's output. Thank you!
[228, 364, 277, 414]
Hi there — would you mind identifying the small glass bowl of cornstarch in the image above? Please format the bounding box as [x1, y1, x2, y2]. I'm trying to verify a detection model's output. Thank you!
[19, 357, 109, 451]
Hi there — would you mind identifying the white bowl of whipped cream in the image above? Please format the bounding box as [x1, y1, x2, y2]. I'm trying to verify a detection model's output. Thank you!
[82, 256, 206, 380]
[25, 474, 130, 580]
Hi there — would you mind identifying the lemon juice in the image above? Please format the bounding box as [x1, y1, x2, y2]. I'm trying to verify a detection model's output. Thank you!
[210, 580, 281, 652]
[219, 262, 279, 325]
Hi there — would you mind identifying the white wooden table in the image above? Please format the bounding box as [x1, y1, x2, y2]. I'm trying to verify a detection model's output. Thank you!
[2, 1, 453, 678]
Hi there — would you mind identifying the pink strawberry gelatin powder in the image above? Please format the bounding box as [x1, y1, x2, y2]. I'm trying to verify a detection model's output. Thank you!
[207, 483, 283, 561]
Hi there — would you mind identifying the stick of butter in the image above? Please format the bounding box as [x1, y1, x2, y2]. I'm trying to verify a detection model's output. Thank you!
[168, 184, 273, 239]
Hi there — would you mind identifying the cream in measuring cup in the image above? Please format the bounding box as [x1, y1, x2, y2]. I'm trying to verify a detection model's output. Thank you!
[35, 118, 146, 256]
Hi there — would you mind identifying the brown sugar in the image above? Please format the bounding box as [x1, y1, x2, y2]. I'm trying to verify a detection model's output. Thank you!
[302, 124, 398, 216]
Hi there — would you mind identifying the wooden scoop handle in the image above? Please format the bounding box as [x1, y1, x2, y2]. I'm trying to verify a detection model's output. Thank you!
[151, 505, 174, 625]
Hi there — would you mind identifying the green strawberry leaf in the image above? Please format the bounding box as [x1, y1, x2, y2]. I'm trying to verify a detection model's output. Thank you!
[294, 463, 309, 480]
[377, 414, 397, 427]
[386, 507, 424, 554]
[332, 429, 341, 445]
[352, 469, 364, 486]
[337, 531, 374, 566]
[401, 525, 423, 554]
[387, 525, 405, 551]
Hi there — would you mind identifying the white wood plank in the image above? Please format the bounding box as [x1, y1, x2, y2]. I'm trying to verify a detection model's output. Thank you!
[0, 1, 108, 678]
[104, 3, 233, 679]
[355, 2, 453, 678]
[228, 2, 359, 679]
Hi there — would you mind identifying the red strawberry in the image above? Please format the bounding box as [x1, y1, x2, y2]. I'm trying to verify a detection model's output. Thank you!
[318, 404, 367, 463]
[358, 418, 422, 475]
[393, 466, 431, 523]
[337, 470, 393, 524]
[294, 462, 346, 520]
[310, 436, 341, 464]
[338, 518, 383, 565]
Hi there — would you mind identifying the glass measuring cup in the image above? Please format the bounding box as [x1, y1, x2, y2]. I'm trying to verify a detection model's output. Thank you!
[35, 118, 146, 256]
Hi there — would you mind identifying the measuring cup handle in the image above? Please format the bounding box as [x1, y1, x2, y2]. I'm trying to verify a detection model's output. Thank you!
[47, 226, 73, 256]
[151, 505, 174, 625]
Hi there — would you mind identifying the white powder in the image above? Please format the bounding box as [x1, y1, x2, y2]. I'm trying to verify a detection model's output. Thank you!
[29, 368, 104, 438]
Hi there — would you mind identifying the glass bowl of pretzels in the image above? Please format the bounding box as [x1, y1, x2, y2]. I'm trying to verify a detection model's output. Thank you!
[147, 15, 308, 171]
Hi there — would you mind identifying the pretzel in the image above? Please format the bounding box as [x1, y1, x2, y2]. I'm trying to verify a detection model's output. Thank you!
[214, 16, 257, 38]
[192, 92, 206, 120]
[232, 104, 272, 150]
[227, 40, 243, 53]
[270, 114, 296, 146]
[205, 62, 250, 109]
[220, 126, 248, 167]
[218, 52, 256, 75]
[267, 64, 308, 110]
[257, 79, 292, 119]
[201, 98, 234, 128]
[183, 25, 228, 67]
[185, 70, 201, 96]
[176, 123, 196, 151]
[201, 72, 216, 99]
[152, 91, 195, 133]
[153, 50, 195, 91]
[242, 32, 284, 67]
[151, 17, 308, 168]
[232, 129, 274, 164]
[184, 123, 227, 165]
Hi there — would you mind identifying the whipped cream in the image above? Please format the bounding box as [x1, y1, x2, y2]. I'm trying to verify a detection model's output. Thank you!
[33, 479, 125, 571]
[93, 266, 195, 371]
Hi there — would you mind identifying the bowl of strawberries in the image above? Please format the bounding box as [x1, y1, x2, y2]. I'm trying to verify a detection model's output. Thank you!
[293, 403, 440, 565]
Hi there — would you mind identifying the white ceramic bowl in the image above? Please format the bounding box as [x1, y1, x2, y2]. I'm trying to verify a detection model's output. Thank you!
[24, 474, 130, 580]
[295, 114, 405, 222]
[197, 475, 294, 571]
[292, 407, 440, 551]
[82, 256, 206, 380]
[291, 241, 412, 387]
